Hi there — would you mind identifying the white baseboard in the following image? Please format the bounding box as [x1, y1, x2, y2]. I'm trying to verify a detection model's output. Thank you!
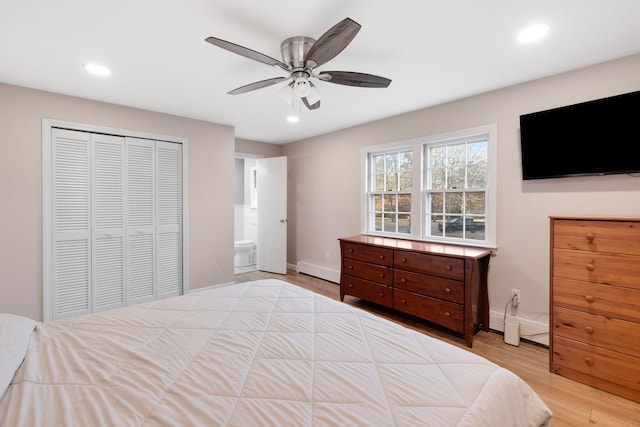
[296, 261, 340, 283]
[489, 310, 549, 346]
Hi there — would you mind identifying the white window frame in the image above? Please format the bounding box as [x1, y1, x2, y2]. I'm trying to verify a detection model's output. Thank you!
[361, 124, 497, 248]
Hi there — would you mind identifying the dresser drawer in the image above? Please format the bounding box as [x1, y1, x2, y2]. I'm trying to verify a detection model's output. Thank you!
[553, 249, 640, 290]
[552, 336, 640, 403]
[394, 250, 464, 281]
[553, 219, 640, 256]
[342, 242, 393, 267]
[342, 258, 393, 285]
[553, 277, 640, 323]
[394, 289, 463, 333]
[553, 306, 640, 358]
[341, 275, 393, 308]
[394, 269, 463, 304]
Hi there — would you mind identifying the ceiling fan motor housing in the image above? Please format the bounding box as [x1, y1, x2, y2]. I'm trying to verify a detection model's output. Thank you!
[281, 36, 316, 69]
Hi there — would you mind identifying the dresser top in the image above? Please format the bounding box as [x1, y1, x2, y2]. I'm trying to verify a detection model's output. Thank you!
[339, 235, 492, 259]
[550, 215, 640, 222]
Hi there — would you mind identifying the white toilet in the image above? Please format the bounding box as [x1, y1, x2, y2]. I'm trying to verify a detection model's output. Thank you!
[234, 240, 257, 267]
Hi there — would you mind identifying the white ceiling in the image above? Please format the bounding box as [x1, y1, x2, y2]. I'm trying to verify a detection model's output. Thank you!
[2, 1, 640, 144]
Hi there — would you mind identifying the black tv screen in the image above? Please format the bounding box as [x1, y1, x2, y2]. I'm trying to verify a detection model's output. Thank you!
[519, 90, 640, 180]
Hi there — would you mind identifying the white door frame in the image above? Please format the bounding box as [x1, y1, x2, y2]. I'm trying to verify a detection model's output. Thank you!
[42, 119, 189, 322]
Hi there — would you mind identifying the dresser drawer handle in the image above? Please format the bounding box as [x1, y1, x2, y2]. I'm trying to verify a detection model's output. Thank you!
[401, 258, 407, 263]
[379, 254, 385, 260]
[584, 295, 595, 303]
[585, 357, 594, 367]
[445, 265, 452, 271]
[348, 283, 353, 288]
[348, 265, 353, 270]
[379, 292, 385, 298]
[585, 232, 595, 243]
[444, 288, 451, 294]
[585, 326, 594, 334]
[379, 273, 385, 278]
[585, 263, 595, 272]
[400, 278, 407, 283]
[444, 311, 451, 317]
[400, 299, 406, 305]
[348, 248, 353, 253]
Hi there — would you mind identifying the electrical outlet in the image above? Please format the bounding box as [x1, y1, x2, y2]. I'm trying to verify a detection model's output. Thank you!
[511, 289, 520, 307]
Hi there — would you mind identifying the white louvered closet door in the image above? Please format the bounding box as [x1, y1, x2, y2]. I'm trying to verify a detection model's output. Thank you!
[52, 129, 92, 319]
[49, 128, 184, 320]
[91, 134, 126, 312]
[126, 137, 156, 305]
[156, 141, 182, 299]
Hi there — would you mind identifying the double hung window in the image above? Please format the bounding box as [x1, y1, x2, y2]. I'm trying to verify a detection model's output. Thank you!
[363, 125, 496, 248]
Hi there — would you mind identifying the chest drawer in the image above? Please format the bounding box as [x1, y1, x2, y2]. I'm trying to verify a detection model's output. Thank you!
[342, 258, 393, 285]
[394, 269, 463, 304]
[553, 249, 640, 290]
[394, 289, 463, 333]
[553, 219, 640, 255]
[341, 276, 393, 308]
[553, 306, 640, 358]
[552, 336, 640, 402]
[553, 277, 640, 323]
[394, 250, 464, 281]
[342, 242, 393, 267]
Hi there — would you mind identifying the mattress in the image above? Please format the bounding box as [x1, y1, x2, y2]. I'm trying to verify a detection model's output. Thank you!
[0, 279, 552, 426]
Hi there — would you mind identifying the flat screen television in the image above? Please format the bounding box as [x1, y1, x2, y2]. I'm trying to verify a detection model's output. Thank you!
[519, 90, 640, 180]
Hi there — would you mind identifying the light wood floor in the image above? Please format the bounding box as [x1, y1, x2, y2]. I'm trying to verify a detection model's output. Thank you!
[235, 269, 640, 427]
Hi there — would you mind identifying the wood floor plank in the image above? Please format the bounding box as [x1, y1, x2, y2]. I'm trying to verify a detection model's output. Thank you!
[234, 270, 640, 425]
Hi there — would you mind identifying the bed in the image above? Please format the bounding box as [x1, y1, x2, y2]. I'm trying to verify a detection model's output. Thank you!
[1, 279, 552, 426]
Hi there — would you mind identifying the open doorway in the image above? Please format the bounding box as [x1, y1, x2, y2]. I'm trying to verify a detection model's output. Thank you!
[234, 155, 258, 274]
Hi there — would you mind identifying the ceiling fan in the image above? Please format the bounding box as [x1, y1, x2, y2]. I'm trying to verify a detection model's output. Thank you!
[205, 17, 391, 110]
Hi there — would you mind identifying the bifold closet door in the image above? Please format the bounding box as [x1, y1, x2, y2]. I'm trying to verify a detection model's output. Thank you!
[50, 129, 183, 320]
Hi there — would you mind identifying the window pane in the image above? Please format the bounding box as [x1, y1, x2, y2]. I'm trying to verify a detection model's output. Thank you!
[467, 140, 488, 188]
[374, 213, 383, 231]
[430, 193, 444, 214]
[399, 151, 412, 172]
[447, 167, 465, 189]
[444, 193, 463, 214]
[399, 171, 412, 191]
[397, 214, 411, 234]
[384, 194, 396, 212]
[375, 174, 385, 191]
[466, 217, 486, 241]
[430, 146, 446, 190]
[385, 153, 398, 172]
[465, 192, 485, 214]
[398, 194, 411, 212]
[386, 172, 398, 191]
[374, 194, 382, 211]
[383, 214, 396, 232]
[374, 154, 385, 174]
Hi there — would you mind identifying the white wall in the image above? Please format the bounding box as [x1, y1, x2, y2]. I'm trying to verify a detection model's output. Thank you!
[0, 83, 236, 321]
[282, 54, 640, 338]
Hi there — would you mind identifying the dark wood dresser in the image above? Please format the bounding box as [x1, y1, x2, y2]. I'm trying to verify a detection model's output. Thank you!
[338, 235, 491, 347]
[550, 216, 640, 403]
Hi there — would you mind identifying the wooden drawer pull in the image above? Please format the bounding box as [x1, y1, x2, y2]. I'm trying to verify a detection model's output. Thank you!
[379, 273, 385, 278]
[585, 263, 595, 272]
[584, 295, 595, 303]
[444, 311, 451, 317]
[400, 278, 406, 283]
[348, 283, 353, 288]
[348, 265, 353, 270]
[585, 326, 594, 335]
[444, 288, 451, 294]
[445, 265, 452, 271]
[401, 258, 407, 263]
[379, 254, 385, 260]
[585, 357, 594, 367]
[585, 232, 595, 243]
[348, 248, 353, 253]
[379, 292, 385, 298]
[400, 299, 406, 305]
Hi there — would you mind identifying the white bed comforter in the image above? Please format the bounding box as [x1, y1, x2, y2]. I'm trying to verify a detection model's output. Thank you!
[0, 279, 552, 426]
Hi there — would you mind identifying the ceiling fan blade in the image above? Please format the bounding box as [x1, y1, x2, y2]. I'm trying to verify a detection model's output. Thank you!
[228, 77, 290, 95]
[318, 71, 391, 88]
[205, 37, 290, 71]
[305, 18, 361, 68]
[302, 97, 321, 110]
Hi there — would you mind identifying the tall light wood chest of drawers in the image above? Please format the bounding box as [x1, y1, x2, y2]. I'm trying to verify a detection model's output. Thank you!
[550, 216, 640, 403]
[339, 235, 491, 347]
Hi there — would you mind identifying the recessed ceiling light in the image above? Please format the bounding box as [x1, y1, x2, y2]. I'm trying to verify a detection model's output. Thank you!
[517, 23, 550, 43]
[84, 63, 111, 76]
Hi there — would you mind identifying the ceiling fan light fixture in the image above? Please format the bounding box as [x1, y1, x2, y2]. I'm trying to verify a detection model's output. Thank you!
[292, 76, 312, 98]
[278, 84, 294, 105]
[306, 85, 321, 105]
